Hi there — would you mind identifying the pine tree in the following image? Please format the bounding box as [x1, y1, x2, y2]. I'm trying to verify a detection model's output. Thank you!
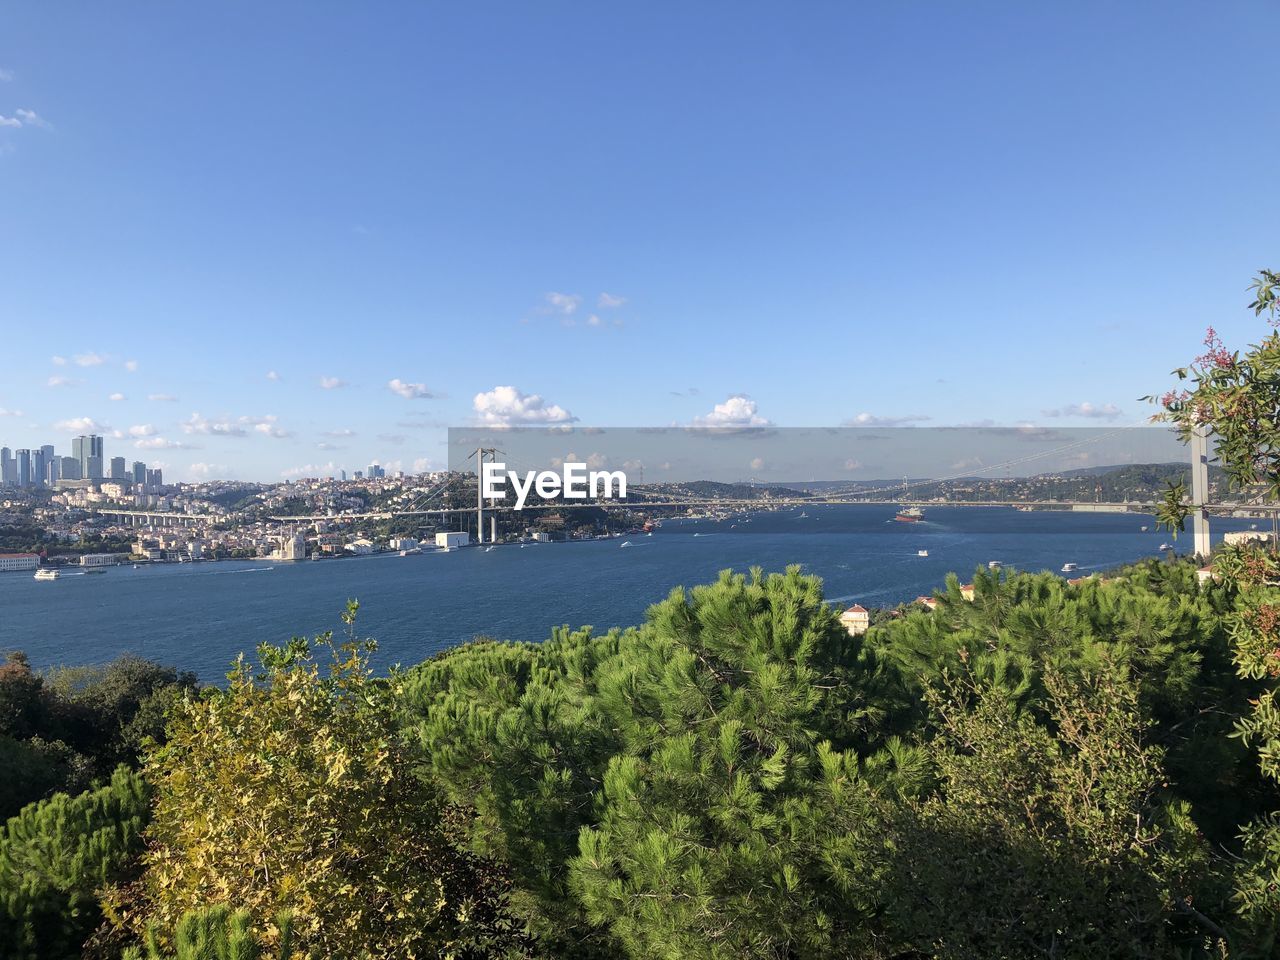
[0, 765, 148, 960]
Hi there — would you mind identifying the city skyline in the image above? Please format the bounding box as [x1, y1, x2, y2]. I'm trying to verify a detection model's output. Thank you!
[4, 4, 1279, 481]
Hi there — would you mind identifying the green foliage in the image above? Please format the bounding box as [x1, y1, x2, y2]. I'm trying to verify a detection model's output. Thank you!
[122, 905, 296, 960]
[0, 765, 149, 960]
[0, 650, 195, 817]
[127, 602, 526, 960]
[881, 666, 1213, 958]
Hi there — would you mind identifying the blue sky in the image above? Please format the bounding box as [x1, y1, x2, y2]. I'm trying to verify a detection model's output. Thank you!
[1, 3, 1277, 481]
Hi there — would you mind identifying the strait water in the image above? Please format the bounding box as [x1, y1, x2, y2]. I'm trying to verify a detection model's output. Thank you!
[0, 505, 1264, 681]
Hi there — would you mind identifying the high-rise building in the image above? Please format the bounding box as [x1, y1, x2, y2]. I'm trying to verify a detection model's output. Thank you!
[15, 449, 31, 487]
[60, 456, 81, 481]
[0, 447, 13, 486]
[45, 457, 60, 484]
[146, 467, 163, 487]
[368, 463, 385, 479]
[73, 434, 104, 480]
[34, 445, 54, 488]
[132, 461, 146, 485]
[110, 456, 126, 480]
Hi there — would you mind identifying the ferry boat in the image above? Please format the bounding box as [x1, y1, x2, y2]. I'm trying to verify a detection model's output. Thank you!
[895, 506, 924, 523]
[33, 568, 60, 581]
[1061, 562, 1078, 573]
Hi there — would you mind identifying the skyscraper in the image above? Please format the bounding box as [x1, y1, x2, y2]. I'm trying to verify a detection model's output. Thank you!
[132, 461, 146, 485]
[15, 449, 31, 487]
[73, 434, 104, 480]
[0, 447, 13, 486]
[60, 456, 81, 481]
[110, 456, 126, 480]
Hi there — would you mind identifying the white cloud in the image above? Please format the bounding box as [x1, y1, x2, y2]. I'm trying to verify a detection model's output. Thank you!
[1041, 402, 1124, 421]
[0, 69, 12, 82]
[73, 352, 105, 367]
[54, 417, 109, 433]
[14, 109, 49, 130]
[473, 385, 577, 426]
[387, 378, 434, 399]
[124, 359, 139, 372]
[51, 355, 67, 366]
[412, 457, 433, 473]
[0, 407, 22, 417]
[321, 428, 356, 438]
[316, 442, 341, 451]
[47, 375, 78, 388]
[693, 395, 770, 428]
[843, 459, 863, 471]
[128, 424, 157, 437]
[108, 392, 126, 401]
[749, 457, 766, 471]
[134, 437, 193, 450]
[0, 114, 20, 128]
[188, 462, 231, 479]
[586, 314, 602, 327]
[254, 419, 292, 439]
[843, 413, 932, 427]
[148, 393, 178, 402]
[597, 292, 626, 308]
[182, 413, 247, 437]
[545, 292, 582, 315]
[319, 376, 348, 390]
[281, 461, 337, 479]
[266, 370, 280, 381]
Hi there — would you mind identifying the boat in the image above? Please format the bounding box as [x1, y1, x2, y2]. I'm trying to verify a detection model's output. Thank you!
[33, 568, 60, 581]
[1061, 562, 1078, 573]
[400, 547, 423, 556]
[1159, 543, 1172, 551]
[1140, 525, 1148, 532]
[988, 560, 1002, 569]
[895, 506, 924, 523]
[917, 549, 929, 557]
[620, 541, 632, 548]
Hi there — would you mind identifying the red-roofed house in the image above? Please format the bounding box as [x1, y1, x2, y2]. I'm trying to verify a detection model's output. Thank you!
[839, 603, 870, 636]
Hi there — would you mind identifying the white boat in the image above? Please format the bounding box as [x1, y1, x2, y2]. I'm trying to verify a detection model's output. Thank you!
[1140, 525, 1148, 532]
[988, 560, 1002, 569]
[1159, 543, 1172, 551]
[620, 541, 632, 548]
[1061, 562, 1078, 573]
[33, 568, 60, 581]
[917, 549, 929, 557]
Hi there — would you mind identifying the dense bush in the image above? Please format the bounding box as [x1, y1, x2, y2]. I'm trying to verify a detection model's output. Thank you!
[123, 602, 528, 960]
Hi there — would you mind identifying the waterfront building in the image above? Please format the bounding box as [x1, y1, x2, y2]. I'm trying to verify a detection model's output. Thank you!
[435, 531, 470, 549]
[79, 553, 121, 567]
[0, 553, 39, 572]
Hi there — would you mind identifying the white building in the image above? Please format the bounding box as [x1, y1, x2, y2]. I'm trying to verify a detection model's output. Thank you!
[389, 536, 419, 551]
[344, 538, 375, 556]
[79, 553, 120, 567]
[839, 604, 870, 636]
[435, 531, 470, 549]
[530, 531, 552, 543]
[0, 552, 39, 572]
[1224, 530, 1275, 546]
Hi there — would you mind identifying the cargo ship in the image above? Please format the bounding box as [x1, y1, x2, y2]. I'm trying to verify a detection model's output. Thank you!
[895, 506, 924, 523]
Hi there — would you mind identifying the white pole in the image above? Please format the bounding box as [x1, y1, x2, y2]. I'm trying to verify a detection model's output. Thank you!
[1191, 425, 1211, 558]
